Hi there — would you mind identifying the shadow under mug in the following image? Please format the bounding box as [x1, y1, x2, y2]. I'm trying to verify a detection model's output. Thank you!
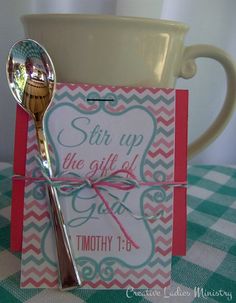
[21, 14, 236, 158]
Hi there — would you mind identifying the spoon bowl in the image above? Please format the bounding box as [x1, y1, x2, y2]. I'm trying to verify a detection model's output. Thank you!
[6, 39, 55, 122]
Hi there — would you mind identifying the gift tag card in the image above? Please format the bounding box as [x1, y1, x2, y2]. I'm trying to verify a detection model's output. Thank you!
[20, 84, 188, 289]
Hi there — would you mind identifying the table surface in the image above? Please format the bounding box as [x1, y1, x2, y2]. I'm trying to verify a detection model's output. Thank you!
[0, 163, 236, 303]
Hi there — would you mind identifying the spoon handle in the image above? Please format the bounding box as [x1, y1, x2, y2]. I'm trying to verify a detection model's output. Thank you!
[36, 125, 82, 290]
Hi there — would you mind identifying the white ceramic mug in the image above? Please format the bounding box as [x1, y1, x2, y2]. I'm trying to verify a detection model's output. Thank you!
[21, 14, 236, 158]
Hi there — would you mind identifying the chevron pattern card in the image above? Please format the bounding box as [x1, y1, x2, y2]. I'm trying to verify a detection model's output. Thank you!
[16, 84, 188, 289]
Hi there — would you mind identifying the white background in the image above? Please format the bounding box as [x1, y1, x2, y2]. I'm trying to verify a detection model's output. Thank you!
[1, 0, 236, 164]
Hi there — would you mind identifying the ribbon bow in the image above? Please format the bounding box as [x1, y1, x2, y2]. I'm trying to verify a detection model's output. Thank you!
[40, 164, 148, 249]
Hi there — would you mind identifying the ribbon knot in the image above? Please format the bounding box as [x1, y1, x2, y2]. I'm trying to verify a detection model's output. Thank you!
[84, 178, 93, 188]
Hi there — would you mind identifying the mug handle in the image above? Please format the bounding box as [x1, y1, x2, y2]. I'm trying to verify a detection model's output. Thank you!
[179, 44, 236, 158]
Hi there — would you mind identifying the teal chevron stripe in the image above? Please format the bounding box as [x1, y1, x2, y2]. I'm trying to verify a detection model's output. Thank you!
[156, 127, 175, 136]
[26, 157, 37, 166]
[23, 222, 48, 232]
[144, 159, 174, 169]
[25, 190, 37, 199]
[55, 92, 86, 102]
[149, 257, 172, 267]
[21, 255, 49, 266]
[28, 124, 35, 132]
[115, 95, 175, 105]
[151, 224, 172, 234]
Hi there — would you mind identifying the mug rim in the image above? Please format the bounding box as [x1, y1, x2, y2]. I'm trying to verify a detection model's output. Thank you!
[21, 13, 189, 30]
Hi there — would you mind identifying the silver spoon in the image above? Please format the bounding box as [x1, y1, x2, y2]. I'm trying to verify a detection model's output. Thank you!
[6, 39, 81, 290]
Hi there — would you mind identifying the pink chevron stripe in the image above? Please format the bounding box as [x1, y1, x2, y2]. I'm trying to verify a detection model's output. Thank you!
[22, 267, 57, 278]
[69, 83, 83, 90]
[57, 83, 92, 91]
[56, 83, 64, 90]
[83, 278, 170, 289]
[155, 236, 172, 246]
[27, 144, 38, 154]
[144, 170, 153, 178]
[144, 203, 172, 213]
[148, 217, 171, 227]
[115, 268, 170, 279]
[127, 87, 146, 93]
[158, 116, 175, 126]
[160, 214, 173, 224]
[155, 246, 172, 255]
[147, 105, 175, 116]
[152, 138, 173, 149]
[104, 86, 121, 93]
[79, 103, 99, 111]
[148, 148, 174, 158]
[113, 87, 146, 94]
[160, 88, 174, 94]
[22, 244, 41, 255]
[21, 278, 58, 288]
[107, 86, 173, 95]
[106, 104, 126, 112]
[92, 85, 110, 92]
[23, 234, 41, 244]
[24, 211, 50, 221]
[25, 200, 47, 211]
[27, 135, 37, 145]
[144, 87, 173, 94]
